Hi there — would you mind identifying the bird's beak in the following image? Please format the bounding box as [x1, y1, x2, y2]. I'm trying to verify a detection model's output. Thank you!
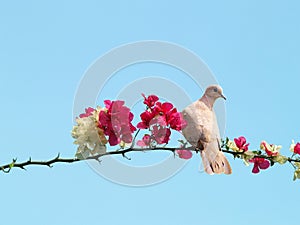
[221, 94, 226, 100]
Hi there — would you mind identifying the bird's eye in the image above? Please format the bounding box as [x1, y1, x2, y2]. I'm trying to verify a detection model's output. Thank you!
[213, 88, 218, 92]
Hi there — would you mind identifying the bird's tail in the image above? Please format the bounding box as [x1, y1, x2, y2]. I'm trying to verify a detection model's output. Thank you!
[200, 150, 232, 175]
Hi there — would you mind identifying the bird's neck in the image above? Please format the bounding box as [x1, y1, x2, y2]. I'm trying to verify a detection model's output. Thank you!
[200, 94, 215, 110]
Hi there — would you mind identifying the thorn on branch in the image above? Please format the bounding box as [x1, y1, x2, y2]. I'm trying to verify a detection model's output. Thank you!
[93, 156, 101, 163]
[46, 164, 53, 168]
[20, 166, 26, 171]
[122, 153, 131, 160]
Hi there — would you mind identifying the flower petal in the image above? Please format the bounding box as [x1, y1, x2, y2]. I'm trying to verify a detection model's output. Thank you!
[162, 102, 173, 112]
[177, 150, 192, 159]
[104, 100, 112, 109]
[259, 160, 270, 170]
[137, 140, 146, 147]
[294, 143, 300, 154]
[252, 165, 260, 174]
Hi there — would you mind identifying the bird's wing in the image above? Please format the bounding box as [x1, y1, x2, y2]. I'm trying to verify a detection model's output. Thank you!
[182, 101, 212, 147]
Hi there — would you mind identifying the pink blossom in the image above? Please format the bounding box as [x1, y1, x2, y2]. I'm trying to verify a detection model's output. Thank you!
[152, 125, 171, 144]
[168, 111, 187, 131]
[142, 94, 159, 108]
[98, 100, 136, 146]
[249, 158, 270, 174]
[234, 136, 249, 151]
[137, 95, 188, 146]
[79, 107, 95, 118]
[137, 134, 151, 147]
[176, 150, 192, 159]
[293, 143, 300, 154]
[138, 95, 187, 132]
[154, 102, 174, 116]
[104, 100, 112, 109]
[137, 111, 156, 129]
[260, 141, 280, 157]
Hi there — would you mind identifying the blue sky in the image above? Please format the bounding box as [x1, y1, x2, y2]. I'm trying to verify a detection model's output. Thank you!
[1, 1, 300, 225]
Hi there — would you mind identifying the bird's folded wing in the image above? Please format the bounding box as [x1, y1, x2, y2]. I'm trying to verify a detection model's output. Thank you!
[182, 101, 213, 146]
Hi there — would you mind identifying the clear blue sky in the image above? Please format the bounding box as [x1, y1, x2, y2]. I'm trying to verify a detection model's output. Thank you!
[1, 1, 300, 225]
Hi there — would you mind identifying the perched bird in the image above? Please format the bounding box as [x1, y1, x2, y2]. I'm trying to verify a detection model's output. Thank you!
[182, 85, 232, 175]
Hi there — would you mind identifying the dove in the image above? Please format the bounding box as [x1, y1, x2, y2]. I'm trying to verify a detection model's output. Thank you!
[182, 85, 232, 175]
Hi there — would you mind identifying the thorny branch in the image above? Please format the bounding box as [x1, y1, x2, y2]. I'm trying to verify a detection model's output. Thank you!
[1, 146, 299, 173]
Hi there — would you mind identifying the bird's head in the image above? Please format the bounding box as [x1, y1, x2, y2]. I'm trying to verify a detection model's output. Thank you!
[204, 85, 226, 101]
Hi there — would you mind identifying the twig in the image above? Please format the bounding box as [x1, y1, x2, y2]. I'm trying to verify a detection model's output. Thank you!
[130, 129, 141, 148]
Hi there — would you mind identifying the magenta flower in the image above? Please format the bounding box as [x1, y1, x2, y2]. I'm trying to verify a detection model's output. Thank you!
[79, 107, 95, 118]
[142, 94, 159, 108]
[249, 157, 270, 174]
[293, 143, 300, 154]
[168, 111, 187, 131]
[137, 94, 187, 146]
[234, 136, 249, 151]
[98, 100, 136, 146]
[152, 125, 171, 144]
[176, 150, 192, 160]
[137, 134, 151, 147]
[260, 141, 281, 157]
[153, 102, 174, 116]
[104, 100, 112, 109]
[138, 95, 187, 132]
[137, 111, 156, 129]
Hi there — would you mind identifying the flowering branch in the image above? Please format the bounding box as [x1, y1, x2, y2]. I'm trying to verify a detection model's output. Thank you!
[225, 137, 300, 180]
[2, 94, 300, 181]
[2, 144, 300, 180]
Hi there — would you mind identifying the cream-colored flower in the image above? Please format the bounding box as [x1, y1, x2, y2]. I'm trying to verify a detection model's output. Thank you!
[72, 109, 107, 158]
[273, 155, 288, 165]
[294, 162, 300, 168]
[227, 140, 240, 152]
[260, 140, 281, 156]
[290, 140, 296, 153]
[294, 169, 300, 181]
[242, 151, 255, 166]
